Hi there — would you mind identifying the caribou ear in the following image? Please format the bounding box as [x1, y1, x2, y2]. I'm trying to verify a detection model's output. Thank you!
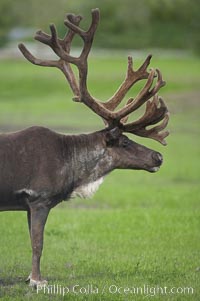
[105, 127, 121, 145]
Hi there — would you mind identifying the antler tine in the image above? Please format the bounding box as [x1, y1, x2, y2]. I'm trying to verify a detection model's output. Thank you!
[138, 54, 152, 74]
[34, 24, 78, 64]
[136, 112, 170, 145]
[80, 8, 100, 61]
[106, 68, 157, 122]
[18, 43, 59, 67]
[36, 23, 80, 95]
[34, 30, 52, 46]
[63, 14, 82, 52]
[122, 95, 169, 145]
[64, 8, 99, 42]
[19, 22, 65, 66]
[103, 54, 152, 111]
[151, 68, 166, 94]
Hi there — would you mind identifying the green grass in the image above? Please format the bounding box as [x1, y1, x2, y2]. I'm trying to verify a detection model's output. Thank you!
[0, 52, 200, 300]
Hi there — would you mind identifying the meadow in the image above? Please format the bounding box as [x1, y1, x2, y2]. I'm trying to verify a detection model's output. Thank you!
[0, 51, 200, 300]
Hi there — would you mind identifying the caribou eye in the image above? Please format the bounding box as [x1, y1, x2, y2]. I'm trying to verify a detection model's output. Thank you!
[122, 139, 130, 148]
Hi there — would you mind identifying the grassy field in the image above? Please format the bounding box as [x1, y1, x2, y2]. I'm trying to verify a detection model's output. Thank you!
[0, 51, 200, 300]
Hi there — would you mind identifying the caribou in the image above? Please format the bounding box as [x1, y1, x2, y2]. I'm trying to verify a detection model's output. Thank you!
[0, 8, 169, 287]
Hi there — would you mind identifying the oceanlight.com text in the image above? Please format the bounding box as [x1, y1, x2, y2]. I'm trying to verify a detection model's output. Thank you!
[37, 283, 194, 297]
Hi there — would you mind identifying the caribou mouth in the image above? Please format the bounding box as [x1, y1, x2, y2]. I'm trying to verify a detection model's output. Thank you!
[148, 166, 160, 173]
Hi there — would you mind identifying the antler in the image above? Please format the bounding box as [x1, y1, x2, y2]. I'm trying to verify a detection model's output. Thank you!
[123, 95, 169, 145]
[18, 8, 169, 145]
[18, 13, 82, 96]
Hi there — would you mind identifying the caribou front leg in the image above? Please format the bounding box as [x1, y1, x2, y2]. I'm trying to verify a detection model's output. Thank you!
[26, 204, 50, 287]
[25, 210, 32, 283]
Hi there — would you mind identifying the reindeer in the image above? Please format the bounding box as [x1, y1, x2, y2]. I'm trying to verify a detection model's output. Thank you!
[0, 8, 169, 287]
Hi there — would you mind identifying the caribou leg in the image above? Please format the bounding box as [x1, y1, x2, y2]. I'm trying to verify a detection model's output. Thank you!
[25, 210, 32, 283]
[26, 204, 50, 287]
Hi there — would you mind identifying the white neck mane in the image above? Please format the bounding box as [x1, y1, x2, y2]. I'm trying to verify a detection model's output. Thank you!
[70, 177, 104, 199]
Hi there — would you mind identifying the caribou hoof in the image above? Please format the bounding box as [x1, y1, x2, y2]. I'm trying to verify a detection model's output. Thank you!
[29, 278, 48, 288]
[25, 273, 48, 288]
[25, 273, 32, 283]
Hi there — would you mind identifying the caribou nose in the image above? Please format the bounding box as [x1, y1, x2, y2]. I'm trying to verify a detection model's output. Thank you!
[152, 152, 163, 166]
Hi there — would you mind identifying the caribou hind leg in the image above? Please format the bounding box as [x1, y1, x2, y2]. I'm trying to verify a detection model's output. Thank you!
[15, 188, 49, 286]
